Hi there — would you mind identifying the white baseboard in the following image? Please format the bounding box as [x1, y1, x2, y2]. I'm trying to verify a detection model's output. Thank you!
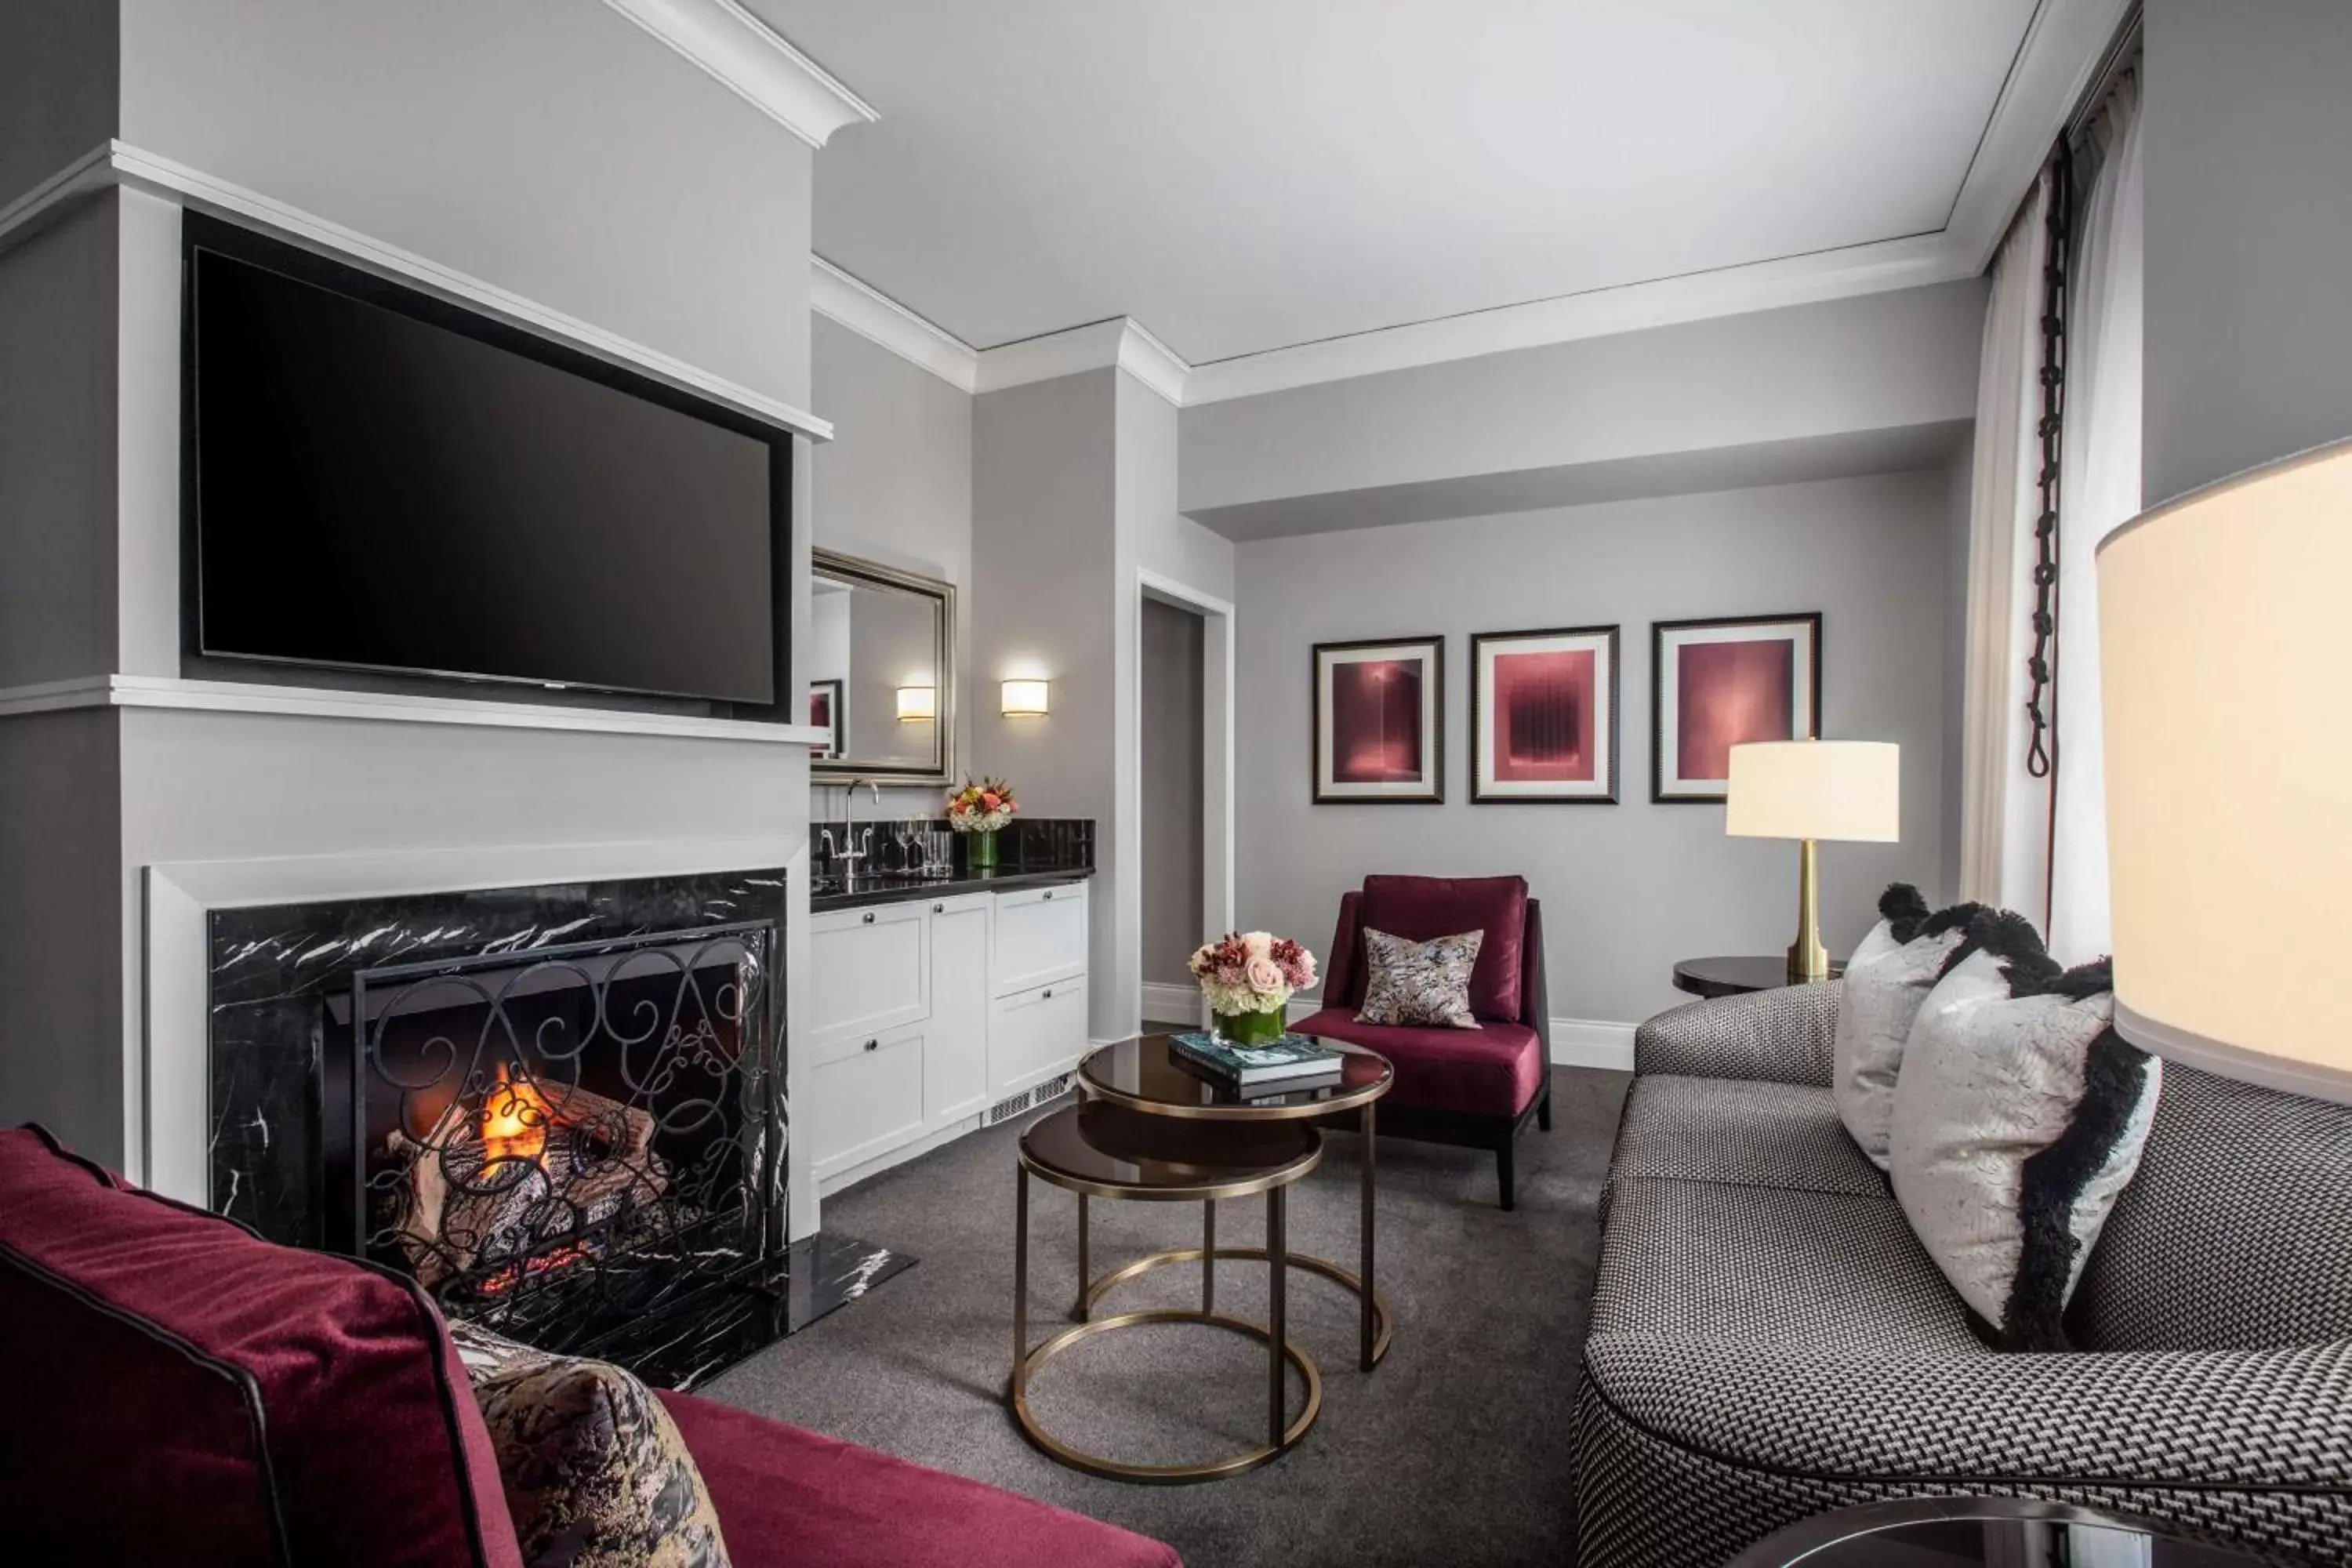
[1140, 982, 1205, 1025]
[817, 1112, 982, 1200]
[1549, 1018, 1637, 1072]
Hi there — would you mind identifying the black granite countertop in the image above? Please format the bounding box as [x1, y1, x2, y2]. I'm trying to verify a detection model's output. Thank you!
[810, 866, 1093, 913]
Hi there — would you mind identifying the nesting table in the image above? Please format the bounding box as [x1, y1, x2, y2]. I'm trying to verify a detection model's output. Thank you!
[1008, 1035, 1394, 1483]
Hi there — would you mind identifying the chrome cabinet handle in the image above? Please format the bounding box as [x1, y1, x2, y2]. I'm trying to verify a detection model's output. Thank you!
[1043, 989, 1053, 1000]
[862, 912, 875, 924]
[1043, 890, 1053, 900]
[863, 1038, 879, 1053]
[933, 902, 945, 913]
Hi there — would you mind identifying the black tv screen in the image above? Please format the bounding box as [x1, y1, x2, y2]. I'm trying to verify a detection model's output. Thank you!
[187, 218, 786, 706]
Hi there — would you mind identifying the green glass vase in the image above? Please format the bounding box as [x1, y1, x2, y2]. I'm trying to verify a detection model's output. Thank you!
[1213, 1007, 1285, 1046]
[967, 828, 999, 873]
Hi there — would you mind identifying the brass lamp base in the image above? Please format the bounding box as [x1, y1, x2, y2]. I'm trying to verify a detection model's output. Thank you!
[1785, 838, 1831, 982]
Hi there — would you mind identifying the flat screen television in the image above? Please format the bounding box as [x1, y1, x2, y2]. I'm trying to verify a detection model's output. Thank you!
[185, 214, 790, 709]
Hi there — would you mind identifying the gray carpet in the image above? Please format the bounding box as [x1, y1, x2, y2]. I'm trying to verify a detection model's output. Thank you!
[704, 1065, 1631, 1568]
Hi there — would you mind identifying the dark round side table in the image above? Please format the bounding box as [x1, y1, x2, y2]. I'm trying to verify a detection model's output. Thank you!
[1727, 1496, 2281, 1566]
[1671, 955, 1845, 999]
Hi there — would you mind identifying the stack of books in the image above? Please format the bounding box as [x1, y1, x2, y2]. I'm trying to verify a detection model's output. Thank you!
[1171, 1032, 1345, 1095]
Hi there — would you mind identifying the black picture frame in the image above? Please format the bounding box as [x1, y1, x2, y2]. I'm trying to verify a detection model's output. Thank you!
[808, 678, 844, 759]
[1650, 612, 1824, 804]
[1469, 624, 1621, 804]
[1312, 636, 1446, 804]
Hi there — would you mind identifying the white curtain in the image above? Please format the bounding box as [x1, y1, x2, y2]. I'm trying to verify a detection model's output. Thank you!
[2046, 72, 2143, 964]
[1958, 175, 2055, 916]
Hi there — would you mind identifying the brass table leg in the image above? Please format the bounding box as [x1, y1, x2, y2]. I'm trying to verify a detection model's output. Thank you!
[1075, 1192, 1091, 1322]
[1361, 1098, 1377, 1372]
[1013, 1166, 1029, 1400]
[1202, 1200, 1216, 1313]
[1267, 1184, 1287, 1450]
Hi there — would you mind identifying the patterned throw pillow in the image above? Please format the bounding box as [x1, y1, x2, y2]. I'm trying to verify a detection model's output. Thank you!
[1833, 883, 1984, 1170]
[446, 1319, 731, 1568]
[1887, 911, 2162, 1351]
[1356, 927, 1484, 1029]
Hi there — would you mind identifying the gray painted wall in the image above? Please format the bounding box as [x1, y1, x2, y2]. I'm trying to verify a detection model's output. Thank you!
[2142, 0, 2352, 502]
[1234, 470, 1955, 1029]
[0, 197, 118, 687]
[1140, 598, 1205, 987]
[0, 1, 117, 204]
[810, 313, 974, 808]
[1179, 281, 1986, 531]
[117, 0, 811, 407]
[0, 713, 122, 1149]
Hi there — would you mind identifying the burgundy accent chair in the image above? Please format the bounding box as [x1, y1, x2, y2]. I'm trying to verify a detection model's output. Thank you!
[1294, 875, 1552, 1208]
[0, 1125, 1179, 1568]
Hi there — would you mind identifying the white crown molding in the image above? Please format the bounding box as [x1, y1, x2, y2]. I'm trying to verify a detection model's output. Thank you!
[970, 317, 1192, 406]
[811, 255, 979, 391]
[600, 0, 877, 151]
[0, 673, 832, 747]
[0, 142, 830, 443]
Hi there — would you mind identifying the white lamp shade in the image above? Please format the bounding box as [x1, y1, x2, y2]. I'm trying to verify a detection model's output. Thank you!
[1725, 741, 1900, 843]
[2097, 436, 2352, 1102]
[895, 685, 937, 721]
[1000, 679, 1050, 716]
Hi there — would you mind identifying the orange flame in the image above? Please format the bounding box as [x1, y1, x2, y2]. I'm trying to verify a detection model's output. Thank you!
[479, 1062, 549, 1163]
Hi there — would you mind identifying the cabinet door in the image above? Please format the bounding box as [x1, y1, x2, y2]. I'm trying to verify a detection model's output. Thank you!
[809, 1027, 925, 1181]
[989, 976, 1088, 1101]
[992, 882, 1088, 996]
[925, 894, 991, 1126]
[809, 902, 929, 1046]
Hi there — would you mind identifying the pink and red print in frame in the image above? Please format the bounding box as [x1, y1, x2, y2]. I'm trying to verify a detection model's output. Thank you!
[1314, 637, 1444, 802]
[1650, 613, 1821, 802]
[1471, 626, 1620, 802]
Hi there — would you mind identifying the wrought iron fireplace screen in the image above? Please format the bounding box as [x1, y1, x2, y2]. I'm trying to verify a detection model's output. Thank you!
[349, 921, 779, 1351]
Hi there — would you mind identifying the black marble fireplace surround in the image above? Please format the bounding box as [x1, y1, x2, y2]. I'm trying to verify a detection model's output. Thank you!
[206, 868, 912, 1388]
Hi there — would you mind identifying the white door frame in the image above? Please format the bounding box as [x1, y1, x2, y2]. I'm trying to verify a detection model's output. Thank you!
[1132, 568, 1235, 1025]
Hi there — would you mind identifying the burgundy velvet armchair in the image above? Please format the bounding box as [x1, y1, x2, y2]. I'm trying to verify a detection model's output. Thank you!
[1294, 875, 1552, 1208]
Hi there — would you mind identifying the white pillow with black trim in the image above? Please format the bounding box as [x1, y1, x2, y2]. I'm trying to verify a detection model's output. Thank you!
[1834, 884, 1984, 1170]
[1888, 911, 2162, 1350]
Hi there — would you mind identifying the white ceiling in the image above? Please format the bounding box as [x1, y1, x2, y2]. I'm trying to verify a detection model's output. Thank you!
[750, 0, 2063, 369]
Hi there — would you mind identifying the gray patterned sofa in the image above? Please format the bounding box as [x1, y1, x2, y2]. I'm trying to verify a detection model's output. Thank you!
[1573, 982, 2352, 1568]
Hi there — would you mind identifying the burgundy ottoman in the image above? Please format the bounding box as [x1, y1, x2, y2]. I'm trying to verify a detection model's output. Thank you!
[659, 1390, 1181, 1568]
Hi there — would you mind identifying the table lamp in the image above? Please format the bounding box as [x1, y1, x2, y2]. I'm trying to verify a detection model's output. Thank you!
[2098, 435, 2352, 1103]
[1727, 739, 1901, 982]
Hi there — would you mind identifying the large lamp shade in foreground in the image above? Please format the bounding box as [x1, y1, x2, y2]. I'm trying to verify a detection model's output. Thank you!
[2097, 436, 2352, 1104]
[1727, 739, 1900, 982]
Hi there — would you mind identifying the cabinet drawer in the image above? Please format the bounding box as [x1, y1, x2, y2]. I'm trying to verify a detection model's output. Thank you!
[992, 881, 1088, 996]
[809, 902, 929, 1044]
[810, 1029, 925, 1178]
[989, 976, 1087, 1099]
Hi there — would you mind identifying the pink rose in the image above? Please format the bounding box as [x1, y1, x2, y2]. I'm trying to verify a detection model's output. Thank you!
[1244, 955, 1286, 996]
[982, 791, 1000, 809]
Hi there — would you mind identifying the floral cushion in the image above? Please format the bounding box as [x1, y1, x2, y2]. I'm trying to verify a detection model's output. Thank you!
[448, 1319, 731, 1568]
[1354, 927, 1483, 1029]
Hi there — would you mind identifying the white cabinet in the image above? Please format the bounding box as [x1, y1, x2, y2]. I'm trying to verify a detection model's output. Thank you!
[924, 893, 992, 1125]
[989, 975, 1089, 1101]
[808, 902, 927, 1045]
[806, 879, 1089, 1198]
[992, 883, 1088, 996]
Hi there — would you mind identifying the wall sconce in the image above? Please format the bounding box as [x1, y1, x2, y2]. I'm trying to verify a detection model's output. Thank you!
[1000, 680, 1050, 717]
[895, 685, 937, 722]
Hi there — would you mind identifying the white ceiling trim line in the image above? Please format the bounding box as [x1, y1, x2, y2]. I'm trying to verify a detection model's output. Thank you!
[969, 318, 1191, 406]
[811, 255, 980, 391]
[600, 0, 877, 150]
[0, 142, 831, 443]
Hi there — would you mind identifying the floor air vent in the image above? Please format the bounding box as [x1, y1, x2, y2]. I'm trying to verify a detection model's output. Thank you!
[985, 1072, 1075, 1127]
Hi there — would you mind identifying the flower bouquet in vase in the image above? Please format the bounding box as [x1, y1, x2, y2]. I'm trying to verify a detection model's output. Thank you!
[946, 776, 1017, 871]
[1187, 932, 1318, 1047]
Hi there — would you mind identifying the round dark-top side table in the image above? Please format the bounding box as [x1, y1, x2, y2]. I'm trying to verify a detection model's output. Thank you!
[1671, 955, 1846, 1000]
[1726, 1496, 2280, 1566]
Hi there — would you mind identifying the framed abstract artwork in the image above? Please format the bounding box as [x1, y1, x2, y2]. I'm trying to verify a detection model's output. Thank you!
[1312, 636, 1445, 804]
[1650, 612, 1821, 803]
[808, 678, 844, 760]
[1470, 625, 1620, 803]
